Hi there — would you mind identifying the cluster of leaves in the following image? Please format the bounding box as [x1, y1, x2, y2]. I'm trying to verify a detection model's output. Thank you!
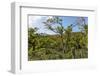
[28, 17, 88, 61]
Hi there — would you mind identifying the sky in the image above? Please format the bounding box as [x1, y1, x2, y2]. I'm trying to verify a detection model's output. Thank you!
[29, 15, 88, 35]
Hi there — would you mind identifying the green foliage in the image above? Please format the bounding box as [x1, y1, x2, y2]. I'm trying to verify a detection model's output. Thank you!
[28, 17, 88, 61]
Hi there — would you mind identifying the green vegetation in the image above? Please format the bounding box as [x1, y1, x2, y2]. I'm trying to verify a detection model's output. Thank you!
[28, 17, 88, 61]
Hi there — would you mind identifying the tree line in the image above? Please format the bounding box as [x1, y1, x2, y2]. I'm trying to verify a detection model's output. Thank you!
[28, 16, 88, 60]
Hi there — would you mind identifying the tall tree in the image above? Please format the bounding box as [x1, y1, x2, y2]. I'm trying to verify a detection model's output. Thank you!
[43, 16, 65, 53]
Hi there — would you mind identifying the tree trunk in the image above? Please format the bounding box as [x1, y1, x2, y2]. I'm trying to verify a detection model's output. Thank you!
[60, 35, 65, 53]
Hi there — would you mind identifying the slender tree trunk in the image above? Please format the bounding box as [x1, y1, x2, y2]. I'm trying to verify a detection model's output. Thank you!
[72, 48, 76, 59]
[60, 35, 65, 53]
[60, 25, 65, 53]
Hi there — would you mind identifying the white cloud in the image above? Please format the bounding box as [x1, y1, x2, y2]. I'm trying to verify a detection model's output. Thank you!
[29, 16, 56, 35]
